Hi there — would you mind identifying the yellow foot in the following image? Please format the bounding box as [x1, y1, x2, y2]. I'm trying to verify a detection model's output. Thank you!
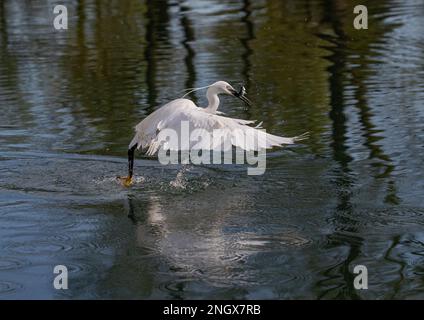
[117, 176, 133, 187]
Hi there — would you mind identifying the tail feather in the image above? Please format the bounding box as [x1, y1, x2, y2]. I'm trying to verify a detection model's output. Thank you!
[265, 131, 309, 147]
[292, 132, 309, 142]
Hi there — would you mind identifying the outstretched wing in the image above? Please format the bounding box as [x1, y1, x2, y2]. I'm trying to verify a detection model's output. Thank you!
[131, 100, 307, 156]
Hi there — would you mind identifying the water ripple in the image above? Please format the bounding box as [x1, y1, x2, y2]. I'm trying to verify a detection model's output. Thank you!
[0, 281, 23, 295]
[0, 257, 30, 271]
[4, 241, 73, 255]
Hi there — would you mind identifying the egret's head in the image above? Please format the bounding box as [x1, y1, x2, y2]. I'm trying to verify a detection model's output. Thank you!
[211, 81, 251, 106]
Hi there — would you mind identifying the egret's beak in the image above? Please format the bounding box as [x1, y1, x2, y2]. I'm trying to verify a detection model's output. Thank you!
[229, 86, 251, 106]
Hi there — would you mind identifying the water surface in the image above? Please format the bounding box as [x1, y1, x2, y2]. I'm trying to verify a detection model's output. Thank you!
[0, 0, 424, 299]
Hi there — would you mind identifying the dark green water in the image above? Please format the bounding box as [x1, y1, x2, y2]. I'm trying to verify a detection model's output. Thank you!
[0, 0, 423, 299]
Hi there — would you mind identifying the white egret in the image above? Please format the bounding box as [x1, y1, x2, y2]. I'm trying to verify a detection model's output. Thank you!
[119, 81, 307, 186]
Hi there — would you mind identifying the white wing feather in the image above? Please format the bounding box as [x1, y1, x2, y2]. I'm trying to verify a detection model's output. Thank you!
[129, 98, 306, 155]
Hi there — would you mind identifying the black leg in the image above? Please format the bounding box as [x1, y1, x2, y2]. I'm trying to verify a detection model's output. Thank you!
[128, 145, 137, 178]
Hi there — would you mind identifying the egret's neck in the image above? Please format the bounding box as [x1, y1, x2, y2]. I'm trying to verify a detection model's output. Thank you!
[204, 88, 220, 113]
